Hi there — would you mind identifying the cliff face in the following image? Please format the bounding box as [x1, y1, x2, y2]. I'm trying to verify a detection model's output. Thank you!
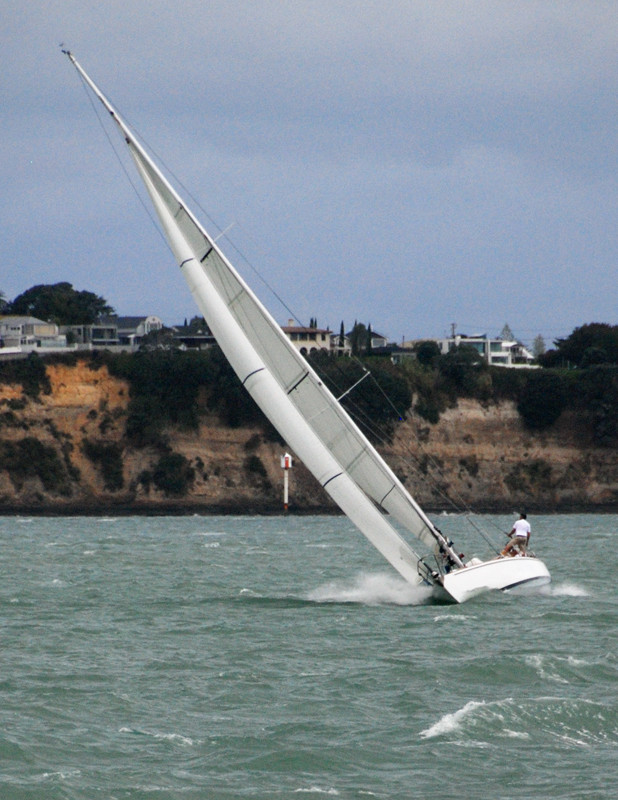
[383, 400, 618, 511]
[0, 360, 616, 513]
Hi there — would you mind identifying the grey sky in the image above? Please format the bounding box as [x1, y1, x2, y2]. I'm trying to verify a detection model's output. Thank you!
[2, 1, 616, 346]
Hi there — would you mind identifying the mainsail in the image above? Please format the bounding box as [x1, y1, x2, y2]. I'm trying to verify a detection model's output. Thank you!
[66, 52, 464, 584]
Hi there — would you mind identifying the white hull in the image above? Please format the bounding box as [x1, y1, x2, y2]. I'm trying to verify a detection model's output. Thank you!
[437, 556, 551, 603]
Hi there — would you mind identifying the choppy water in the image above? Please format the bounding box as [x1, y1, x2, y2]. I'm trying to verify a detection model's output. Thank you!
[1, 513, 616, 799]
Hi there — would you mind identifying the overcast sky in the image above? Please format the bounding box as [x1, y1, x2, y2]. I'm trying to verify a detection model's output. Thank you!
[2, 1, 616, 346]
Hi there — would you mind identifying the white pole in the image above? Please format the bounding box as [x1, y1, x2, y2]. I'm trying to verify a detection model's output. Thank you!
[283, 469, 289, 512]
[281, 453, 293, 512]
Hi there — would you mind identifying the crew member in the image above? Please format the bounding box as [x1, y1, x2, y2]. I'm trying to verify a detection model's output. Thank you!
[501, 513, 531, 556]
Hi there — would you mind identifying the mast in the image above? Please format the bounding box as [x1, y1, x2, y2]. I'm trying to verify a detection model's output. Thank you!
[64, 51, 464, 577]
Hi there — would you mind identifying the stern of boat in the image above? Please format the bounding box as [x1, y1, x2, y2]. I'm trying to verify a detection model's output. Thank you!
[433, 555, 551, 604]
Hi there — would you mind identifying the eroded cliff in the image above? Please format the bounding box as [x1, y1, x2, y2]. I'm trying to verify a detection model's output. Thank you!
[0, 359, 616, 513]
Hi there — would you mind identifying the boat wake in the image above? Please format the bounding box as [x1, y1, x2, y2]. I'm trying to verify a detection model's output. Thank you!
[546, 582, 589, 597]
[306, 572, 434, 606]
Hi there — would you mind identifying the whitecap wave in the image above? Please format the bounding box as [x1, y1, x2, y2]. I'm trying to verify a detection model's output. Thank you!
[420, 700, 486, 738]
[239, 587, 262, 597]
[119, 726, 195, 746]
[421, 696, 616, 746]
[307, 572, 433, 606]
[525, 654, 569, 684]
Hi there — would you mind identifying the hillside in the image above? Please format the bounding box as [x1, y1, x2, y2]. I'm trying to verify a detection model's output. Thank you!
[0, 357, 616, 514]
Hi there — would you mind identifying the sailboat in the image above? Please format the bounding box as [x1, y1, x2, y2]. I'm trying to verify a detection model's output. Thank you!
[65, 52, 550, 603]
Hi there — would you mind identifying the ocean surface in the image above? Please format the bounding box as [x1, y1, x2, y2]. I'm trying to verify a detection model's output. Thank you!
[1, 513, 616, 800]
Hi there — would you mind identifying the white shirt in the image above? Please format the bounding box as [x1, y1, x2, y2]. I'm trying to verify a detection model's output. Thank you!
[513, 519, 531, 538]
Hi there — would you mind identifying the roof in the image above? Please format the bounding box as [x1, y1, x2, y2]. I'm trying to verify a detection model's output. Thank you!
[0, 315, 50, 326]
[281, 325, 332, 334]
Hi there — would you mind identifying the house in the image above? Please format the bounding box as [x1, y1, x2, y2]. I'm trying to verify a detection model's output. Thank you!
[0, 315, 67, 353]
[61, 315, 165, 350]
[330, 331, 352, 357]
[436, 334, 535, 367]
[172, 322, 216, 350]
[115, 315, 164, 346]
[344, 326, 392, 355]
[61, 318, 119, 347]
[368, 330, 389, 350]
[281, 320, 333, 356]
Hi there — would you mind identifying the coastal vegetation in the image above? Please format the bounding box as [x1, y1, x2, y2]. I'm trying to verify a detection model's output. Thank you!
[1, 298, 617, 506]
[1, 322, 616, 451]
[0, 437, 73, 496]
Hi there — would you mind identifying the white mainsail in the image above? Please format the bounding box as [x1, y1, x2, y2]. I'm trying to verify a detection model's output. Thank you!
[66, 52, 464, 586]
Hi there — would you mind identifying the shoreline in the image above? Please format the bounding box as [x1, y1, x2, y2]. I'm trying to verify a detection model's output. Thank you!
[1, 501, 617, 517]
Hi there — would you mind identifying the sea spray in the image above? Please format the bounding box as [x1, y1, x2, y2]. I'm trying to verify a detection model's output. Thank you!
[306, 571, 433, 606]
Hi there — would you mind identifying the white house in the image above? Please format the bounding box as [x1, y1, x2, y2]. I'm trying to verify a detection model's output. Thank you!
[436, 334, 535, 367]
[0, 315, 67, 353]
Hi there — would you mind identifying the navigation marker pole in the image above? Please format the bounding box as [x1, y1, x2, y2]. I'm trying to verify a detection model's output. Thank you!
[280, 453, 293, 512]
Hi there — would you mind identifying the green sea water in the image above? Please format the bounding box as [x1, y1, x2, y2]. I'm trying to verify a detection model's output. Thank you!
[1, 513, 616, 799]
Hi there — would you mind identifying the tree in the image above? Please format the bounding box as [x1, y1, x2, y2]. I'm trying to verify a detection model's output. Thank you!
[7, 282, 114, 325]
[517, 371, 567, 430]
[349, 322, 367, 356]
[578, 365, 618, 446]
[500, 323, 515, 340]
[310, 354, 412, 441]
[532, 334, 546, 359]
[187, 316, 210, 333]
[413, 340, 441, 368]
[437, 344, 485, 394]
[542, 323, 618, 368]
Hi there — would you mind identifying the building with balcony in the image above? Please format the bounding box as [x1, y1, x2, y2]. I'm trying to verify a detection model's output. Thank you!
[437, 334, 535, 367]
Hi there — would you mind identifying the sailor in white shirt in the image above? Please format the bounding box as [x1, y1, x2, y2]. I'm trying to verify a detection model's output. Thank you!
[501, 513, 531, 556]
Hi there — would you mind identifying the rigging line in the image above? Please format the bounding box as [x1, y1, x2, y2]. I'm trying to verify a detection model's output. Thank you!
[131, 135, 307, 331]
[362, 382, 500, 548]
[339, 400, 462, 515]
[73, 69, 170, 253]
[73, 57, 319, 337]
[211, 222, 304, 330]
[321, 357, 501, 551]
[74, 62, 240, 289]
[76, 63, 310, 366]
